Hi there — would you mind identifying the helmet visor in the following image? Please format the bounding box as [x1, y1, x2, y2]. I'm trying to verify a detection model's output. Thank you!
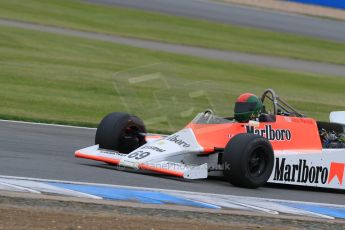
[234, 102, 257, 114]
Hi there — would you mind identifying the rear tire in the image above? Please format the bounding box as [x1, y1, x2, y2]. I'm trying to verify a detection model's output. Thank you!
[95, 112, 146, 153]
[222, 133, 274, 188]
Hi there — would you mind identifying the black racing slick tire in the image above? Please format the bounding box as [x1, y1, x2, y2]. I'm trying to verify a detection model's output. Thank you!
[95, 112, 146, 153]
[222, 133, 274, 188]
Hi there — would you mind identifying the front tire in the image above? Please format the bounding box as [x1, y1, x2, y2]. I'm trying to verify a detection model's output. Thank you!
[95, 112, 146, 153]
[222, 133, 274, 188]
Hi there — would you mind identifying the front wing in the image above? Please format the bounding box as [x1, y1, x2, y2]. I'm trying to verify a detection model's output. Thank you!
[75, 145, 208, 179]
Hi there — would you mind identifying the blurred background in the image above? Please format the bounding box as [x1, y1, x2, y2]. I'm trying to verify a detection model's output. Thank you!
[0, 0, 344, 133]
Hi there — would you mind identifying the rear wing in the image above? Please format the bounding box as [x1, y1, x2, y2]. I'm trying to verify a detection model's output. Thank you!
[330, 111, 345, 126]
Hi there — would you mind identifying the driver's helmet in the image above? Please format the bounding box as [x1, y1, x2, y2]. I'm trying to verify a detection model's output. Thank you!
[234, 93, 263, 122]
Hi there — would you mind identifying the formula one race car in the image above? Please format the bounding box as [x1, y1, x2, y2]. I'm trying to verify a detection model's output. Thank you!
[75, 89, 345, 189]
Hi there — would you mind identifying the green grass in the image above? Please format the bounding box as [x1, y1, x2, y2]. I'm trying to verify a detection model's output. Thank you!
[0, 0, 345, 65]
[1, 25, 345, 133]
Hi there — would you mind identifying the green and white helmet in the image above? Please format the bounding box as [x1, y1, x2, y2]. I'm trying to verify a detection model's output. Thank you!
[234, 93, 263, 122]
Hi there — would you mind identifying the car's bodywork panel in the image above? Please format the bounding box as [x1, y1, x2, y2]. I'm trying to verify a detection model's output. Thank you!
[187, 115, 322, 153]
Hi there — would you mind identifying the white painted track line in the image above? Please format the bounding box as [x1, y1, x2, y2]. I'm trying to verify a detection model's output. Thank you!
[0, 119, 96, 130]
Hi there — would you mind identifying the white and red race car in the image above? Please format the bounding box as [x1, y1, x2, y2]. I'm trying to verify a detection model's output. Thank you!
[75, 89, 345, 189]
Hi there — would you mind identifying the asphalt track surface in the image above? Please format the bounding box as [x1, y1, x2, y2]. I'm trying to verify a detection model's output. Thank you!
[1, 18, 345, 76]
[85, 0, 345, 42]
[1, 120, 344, 205]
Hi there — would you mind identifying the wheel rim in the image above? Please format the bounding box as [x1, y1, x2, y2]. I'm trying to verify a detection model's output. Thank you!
[118, 126, 143, 153]
[248, 147, 268, 178]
